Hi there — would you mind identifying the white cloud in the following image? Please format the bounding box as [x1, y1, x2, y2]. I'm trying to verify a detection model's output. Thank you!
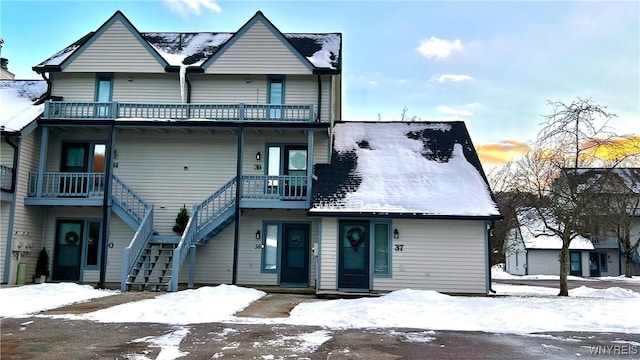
[417, 37, 462, 59]
[369, 81, 378, 87]
[437, 105, 472, 117]
[165, 0, 221, 17]
[437, 74, 472, 83]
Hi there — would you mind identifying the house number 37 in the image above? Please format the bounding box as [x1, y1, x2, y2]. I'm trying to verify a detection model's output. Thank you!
[394, 244, 404, 251]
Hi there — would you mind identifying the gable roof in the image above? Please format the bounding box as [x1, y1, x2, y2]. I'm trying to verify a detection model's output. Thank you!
[33, 11, 341, 74]
[574, 168, 640, 194]
[34, 11, 169, 73]
[513, 210, 594, 250]
[0, 80, 46, 133]
[310, 121, 501, 218]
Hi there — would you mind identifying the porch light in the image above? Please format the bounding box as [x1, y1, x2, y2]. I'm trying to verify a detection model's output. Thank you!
[256, 230, 261, 239]
[393, 228, 399, 239]
[256, 151, 261, 161]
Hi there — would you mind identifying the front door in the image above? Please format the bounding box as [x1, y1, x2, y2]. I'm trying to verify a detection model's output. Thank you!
[280, 224, 309, 285]
[338, 220, 370, 291]
[589, 252, 601, 277]
[52, 220, 83, 281]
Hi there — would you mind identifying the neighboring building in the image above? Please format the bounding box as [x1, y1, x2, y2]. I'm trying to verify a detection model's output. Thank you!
[505, 211, 597, 277]
[0, 80, 47, 284]
[0, 39, 16, 80]
[3, 10, 500, 294]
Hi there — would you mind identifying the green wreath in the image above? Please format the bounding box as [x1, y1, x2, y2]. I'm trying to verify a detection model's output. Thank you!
[64, 231, 80, 245]
[346, 227, 365, 252]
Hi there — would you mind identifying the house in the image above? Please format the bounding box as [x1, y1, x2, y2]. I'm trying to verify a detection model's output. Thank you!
[504, 211, 597, 277]
[3, 10, 500, 294]
[0, 79, 47, 284]
[0, 38, 16, 80]
[311, 122, 501, 294]
[574, 168, 640, 276]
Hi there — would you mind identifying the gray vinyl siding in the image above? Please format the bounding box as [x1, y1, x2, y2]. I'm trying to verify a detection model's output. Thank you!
[64, 19, 165, 73]
[205, 19, 311, 75]
[51, 73, 181, 103]
[1, 141, 13, 166]
[8, 130, 44, 284]
[104, 214, 134, 282]
[113, 131, 238, 235]
[241, 131, 329, 176]
[318, 218, 338, 290]
[526, 250, 563, 276]
[190, 75, 268, 104]
[374, 219, 487, 294]
[0, 202, 9, 282]
[236, 209, 317, 286]
[178, 225, 234, 285]
[178, 209, 317, 286]
[50, 73, 95, 102]
[112, 73, 182, 103]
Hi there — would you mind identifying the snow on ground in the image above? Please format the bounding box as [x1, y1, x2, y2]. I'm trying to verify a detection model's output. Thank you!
[79, 284, 265, 324]
[126, 327, 190, 360]
[2, 282, 639, 334]
[0, 283, 115, 317]
[491, 263, 596, 281]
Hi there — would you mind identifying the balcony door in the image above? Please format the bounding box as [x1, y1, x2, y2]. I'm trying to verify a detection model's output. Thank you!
[268, 76, 284, 119]
[266, 145, 307, 200]
[60, 142, 106, 196]
[95, 74, 113, 117]
[52, 219, 102, 281]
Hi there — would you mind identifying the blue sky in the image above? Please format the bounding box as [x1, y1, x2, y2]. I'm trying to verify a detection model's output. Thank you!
[1, 1, 638, 165]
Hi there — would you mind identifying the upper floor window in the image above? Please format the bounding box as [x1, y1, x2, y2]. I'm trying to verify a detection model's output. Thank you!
[268, 76, 284, 119]
[95, 74, 113, 117]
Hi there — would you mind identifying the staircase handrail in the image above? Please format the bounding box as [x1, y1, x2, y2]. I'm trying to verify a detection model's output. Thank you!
[112, 175, 151, 224]
[196, 177, 237, 233]
[121, 205, 154, 291]
[169, 205, 198, 292]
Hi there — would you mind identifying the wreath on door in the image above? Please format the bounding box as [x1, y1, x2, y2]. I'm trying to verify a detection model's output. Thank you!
[64, 231, 80, 245]
[346, 227, 365, 252]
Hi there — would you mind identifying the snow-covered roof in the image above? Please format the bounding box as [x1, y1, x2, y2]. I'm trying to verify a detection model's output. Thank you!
[34, 12, 341, 71]
[515, 211, 594, 250]
[575, 168, 640, 194]
[310, 122, 501, 217]
[0, 80, 46, 132]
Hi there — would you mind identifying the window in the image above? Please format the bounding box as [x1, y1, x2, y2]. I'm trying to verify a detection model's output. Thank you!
[268, 76, 284, 119]
[262, 223, 279, 272]
[265, 144, 308, 199]
[95, 74, 113, 117]
[85, 221, 101, 268]
[569, 251, 582, 276]
[61, 142, 106, 173]
[599, 253, 608, 272]
[373, 222, 391, 276]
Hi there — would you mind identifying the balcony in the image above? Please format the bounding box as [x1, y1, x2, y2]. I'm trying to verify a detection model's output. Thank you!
[26, 173, 310, 208]
[591, 235, 619, 248]
[43, 101, 315, 122]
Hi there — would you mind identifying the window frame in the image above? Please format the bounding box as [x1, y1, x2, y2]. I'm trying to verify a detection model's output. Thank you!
[261, 222, 281, 273]
[371, 220, 392, 277]
[60, 141, 107, 173]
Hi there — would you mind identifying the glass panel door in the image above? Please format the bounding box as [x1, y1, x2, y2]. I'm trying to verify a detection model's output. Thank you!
[268, 78, 283, 119]
[338, 220, 370, 290]
[52, 220, 83, 281]
[284, 146, 307, 199]
[280, 224, 309, 285]
[96, 75, 112, 117]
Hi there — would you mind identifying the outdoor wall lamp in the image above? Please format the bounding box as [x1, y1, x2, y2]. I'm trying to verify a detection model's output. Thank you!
[256, 230, 261, 239]
[393, 228, 399, 239]
[256, 151, 261, 161]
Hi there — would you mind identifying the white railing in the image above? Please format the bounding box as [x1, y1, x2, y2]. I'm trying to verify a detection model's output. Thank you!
[241, 175, 308, 200]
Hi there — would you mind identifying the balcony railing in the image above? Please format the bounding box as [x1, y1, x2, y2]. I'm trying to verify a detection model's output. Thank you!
[241, 175, 308, 201]
[27, 172, 105, 197]
[591, 235, 619, 245]
[27, 173, 308, 202]
[1, 165, 12, 191]
[43, 101, 315, 122]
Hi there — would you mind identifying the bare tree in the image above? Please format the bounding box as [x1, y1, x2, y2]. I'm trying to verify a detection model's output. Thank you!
[510, 98, 619, 296]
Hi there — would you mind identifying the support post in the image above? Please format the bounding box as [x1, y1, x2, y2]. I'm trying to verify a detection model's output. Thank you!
[36, 126, 49, 197]
[232, 126, 243, 285]
[98, 123, 115, 288]
[188, 245, 196, 288]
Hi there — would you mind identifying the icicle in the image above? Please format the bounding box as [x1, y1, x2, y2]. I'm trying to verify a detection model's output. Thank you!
[179, 64, 187, 104]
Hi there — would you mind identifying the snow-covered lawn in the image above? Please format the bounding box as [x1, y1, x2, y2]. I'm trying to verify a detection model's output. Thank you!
[0, 283, 115, 317]
[2, 282, 640, 334]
